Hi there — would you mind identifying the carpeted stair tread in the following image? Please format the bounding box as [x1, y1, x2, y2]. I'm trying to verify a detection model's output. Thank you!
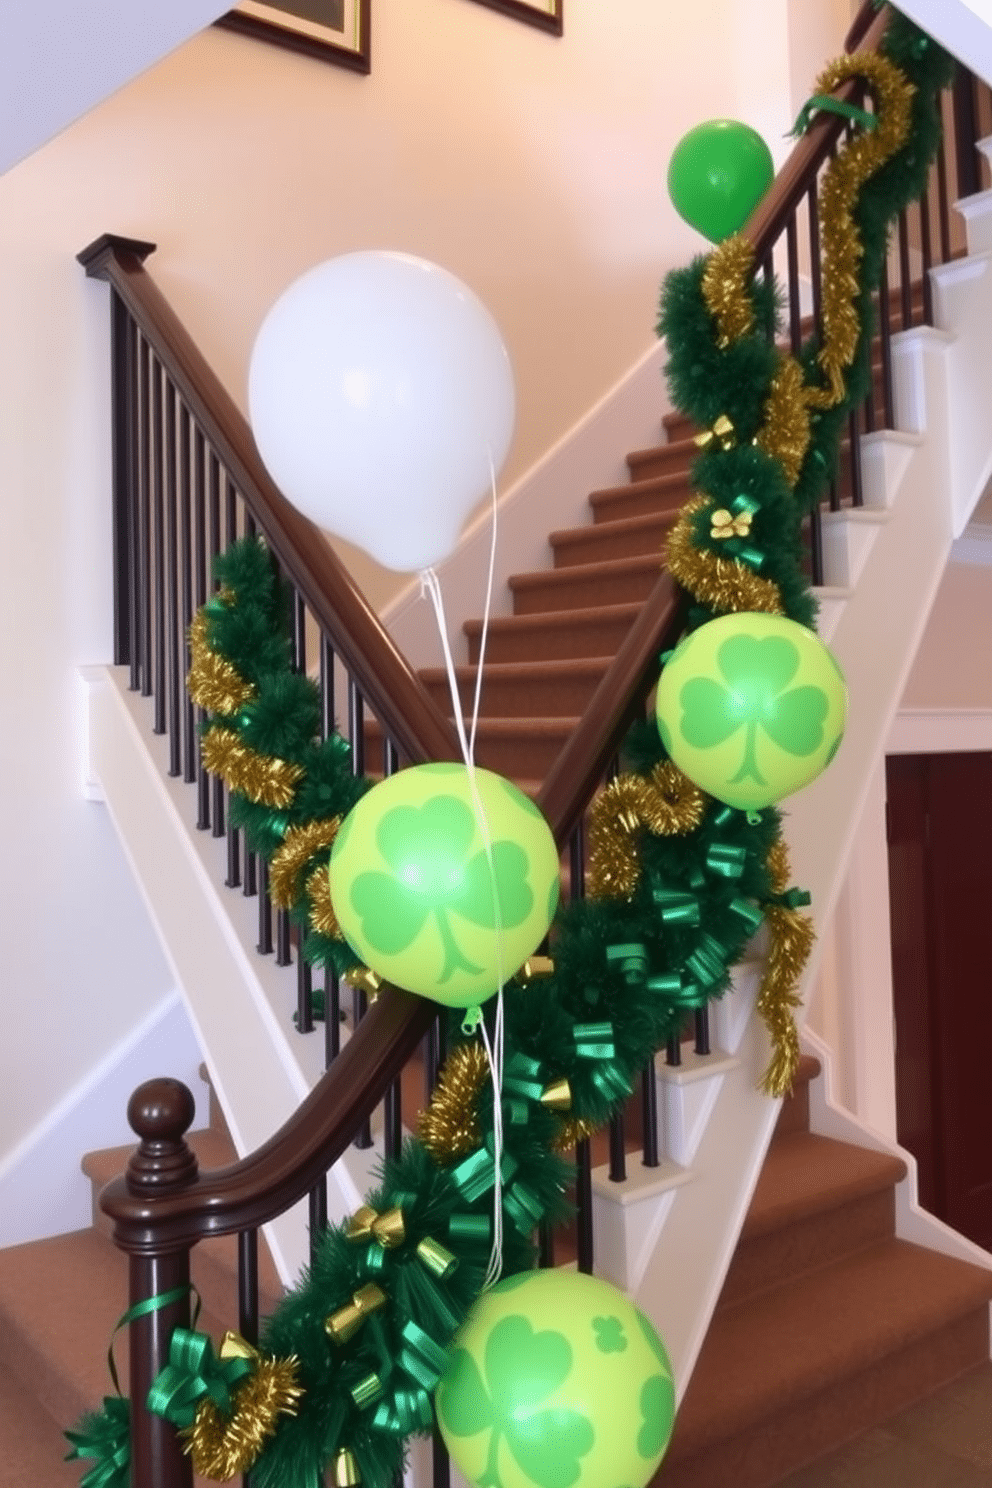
[669, 1239, 992, 1461]
[0, 1228, 225, 1427]
[548, 507, 682, 567]
[508, 552, 662, 614]
[741, 1131, 907, 1241]
[420, 657, 610, 719]
[0, 1362, 80, 1487]
[589, 467, 693, 521]
[470, 715, 579, 778]
[626, 438, 698, 483]
[464, 602, 643, 663]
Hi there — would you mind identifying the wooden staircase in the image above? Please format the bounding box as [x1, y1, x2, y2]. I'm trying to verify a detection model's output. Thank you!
[654, 1056, 992, 1485]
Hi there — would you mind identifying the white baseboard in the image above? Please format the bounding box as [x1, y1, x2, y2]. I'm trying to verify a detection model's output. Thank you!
[0, 991, 209, 1250]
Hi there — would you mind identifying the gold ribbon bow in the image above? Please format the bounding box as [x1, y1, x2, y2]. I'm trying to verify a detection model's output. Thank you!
[324, 1282, 389, 1345]
[693, 414, 735, 452]
[710, 507, 754, 540]
[345, 1205, 406, 1248]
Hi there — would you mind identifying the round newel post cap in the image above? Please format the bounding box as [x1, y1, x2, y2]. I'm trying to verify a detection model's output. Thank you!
[126, 1078, 199, 1195]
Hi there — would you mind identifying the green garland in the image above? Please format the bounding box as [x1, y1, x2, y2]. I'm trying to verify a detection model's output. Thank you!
[67, 12, 953, 1487]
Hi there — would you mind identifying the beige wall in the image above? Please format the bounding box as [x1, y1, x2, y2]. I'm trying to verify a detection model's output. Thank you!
[0, 0, 853, 1164]
[901, 557, 992, 709]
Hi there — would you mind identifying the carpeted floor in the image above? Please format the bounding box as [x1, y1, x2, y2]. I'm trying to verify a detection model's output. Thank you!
[777, 1361, 992, 1486]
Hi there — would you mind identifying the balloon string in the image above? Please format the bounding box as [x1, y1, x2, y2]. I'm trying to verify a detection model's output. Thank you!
[420, 470, 506, 1286]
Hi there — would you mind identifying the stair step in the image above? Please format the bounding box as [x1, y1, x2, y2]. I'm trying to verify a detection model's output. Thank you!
[774, 1053, 820, 1138]
[627, 438, 697, 484]
[549, 507, 681, 568]
[718, 1132, 907, 1310]
[464, 602, 643, 664]
[658, 1241, 992, 1488]
[590, 469, 693, 524]
[0, 1362, 81, 1488]
[420, 657, 609, 719]
[508, 553, 661, 615]
[470, 716, 577, 779]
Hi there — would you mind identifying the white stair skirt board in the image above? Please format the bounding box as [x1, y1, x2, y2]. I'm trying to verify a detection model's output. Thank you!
[0, 991, 210, 1250]
[83, 665, 393, 1286]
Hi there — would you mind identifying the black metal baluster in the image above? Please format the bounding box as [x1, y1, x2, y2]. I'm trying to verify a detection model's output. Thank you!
[165, 381, 181, 776]
[432, 1430, 452, 1488]
[325, 966, 341, 1067]
[138, 336, 152, 697]
[384, 1075, 402, 1160]
[321, 636, 336, 740]
[152, 359, 166, 733]
[352, 986, 374, 1150]
[209, 453, 225, 839]
[180, 407, 196, 785]
[920, 183, 935, 326]
[936, 120, 952, 268]
[641, 1061, 660, 1168]
[276, 910, 292, 968]
[238, 1230, 258, 1346]
[575, 1139, 593, 1274]
[297, 926, 314, 1034]
[807, 181, 823, 331]
[569, 819, 585, 902]
[257, 857, 273, 955]
[848, 406, 863, 508]
[194, 427, 210, 830]
[694, 1007, 711, 1057]
[898, 211, 913, 330]
[349, 679, 366, 777]
[309, 1182, 328, 1264]
[666, 1030, 682, 1067]
[786, 215, 802, 354]
[608, 1109, 626, 1183]
[110, 294, 134, 669]
[224, 476, 242, 887]
[878, 260, 895, 431]
[953, 63, 981, 200]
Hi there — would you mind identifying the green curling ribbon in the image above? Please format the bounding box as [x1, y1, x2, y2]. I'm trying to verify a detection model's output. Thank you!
[729, 898, 764, 934]
[448, 1213, 490, 1246]
[646, 970, 683, 999]
[605, 942, 649, 984]
[351, 1373, 385, 1410]
[502, 1052, 544, 1104]
[712, 806, 736, 830]
[372, 1387, 434, 1435]
[725, 540, 765, 570]
[503, 1179, 544, 1234]
[64, 1397, 131, 1488]
[790, 93, 879, 137]
[146, 1328, 254, 1429]
[706, 843, 747, 880]
[362, 1246, 388, 1276]
[573, 1022, 616, 1060]
[398, 1319, 450, 1392]
[731, 494, 760, 517]
[778, 887, 813, 909]
[653, 888, 701, 927]
[685, 932, 732, 988]
[451, 1142, 518, 1204]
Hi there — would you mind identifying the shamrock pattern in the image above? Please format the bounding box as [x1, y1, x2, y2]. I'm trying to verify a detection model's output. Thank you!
[678, 634, 829, 786]
[348, 794, 535, 983]
[592, 1317, 628, 1354]
[438, 1315, 595, 1488]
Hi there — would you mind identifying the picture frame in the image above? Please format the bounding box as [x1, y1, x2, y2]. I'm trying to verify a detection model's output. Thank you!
[216, 0, 371, 74]
[465, 0, 562, 36]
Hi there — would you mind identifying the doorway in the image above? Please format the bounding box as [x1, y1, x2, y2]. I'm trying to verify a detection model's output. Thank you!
[886, 750, 992, 1250]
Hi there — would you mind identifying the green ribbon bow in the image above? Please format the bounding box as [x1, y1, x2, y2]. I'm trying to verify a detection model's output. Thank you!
[606, 942, 650, 984]
[790, 93, 879, 138]
[653, 888, 701, 927]
[647, 971, 705, 1008]
[685, 931, 733, 990]
[729, 898, 764, 935]
[64, 1397, 130, 1488]
[146, 1328, 254, 1429]
[706, 843, 747, 880]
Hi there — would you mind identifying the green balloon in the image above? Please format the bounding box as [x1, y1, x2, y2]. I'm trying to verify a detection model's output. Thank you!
[668, 119, 774, 242]
[329, 763, 559, 1008]
[655, 613, 847, 811]
[436, 1270, 675, 1488]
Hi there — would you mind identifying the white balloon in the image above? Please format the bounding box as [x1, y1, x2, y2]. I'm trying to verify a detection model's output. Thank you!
[248, 251, 516, 572]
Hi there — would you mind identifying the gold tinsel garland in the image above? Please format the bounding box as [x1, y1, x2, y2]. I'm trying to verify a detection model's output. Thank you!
[186, 600, 256, 717]
[806, 52, 914, 405]
[306, 863, 343, 940]
[665, 496, 786, 616]
[700, 235, 757, 347]
[181, 1347, 304, 1481]
[417, 1043, 490, 1163]
[587, 762, 708, 900]
[756, 355, 813, 488]
[270, 818, 342, 911]
[755, 835, 815, 1096]
[200, 727, 305, 810]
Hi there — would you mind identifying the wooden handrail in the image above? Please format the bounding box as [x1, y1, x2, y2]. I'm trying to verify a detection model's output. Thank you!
[78, 234, 463, 772]
[96, 0, 897, 1250]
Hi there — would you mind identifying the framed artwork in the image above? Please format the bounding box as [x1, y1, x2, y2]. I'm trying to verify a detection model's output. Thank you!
[466, 0, 562, 36]
[216, 0, 371, 73]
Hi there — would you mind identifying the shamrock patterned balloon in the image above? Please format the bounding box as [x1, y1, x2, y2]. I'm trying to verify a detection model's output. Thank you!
[329, 763, 560, 1008]
[436, 1269, 675, 1488]
[655, 613, 846, 811]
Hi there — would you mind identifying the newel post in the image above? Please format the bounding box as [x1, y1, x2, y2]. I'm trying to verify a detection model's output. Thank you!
[124, 1079, 198, 1488]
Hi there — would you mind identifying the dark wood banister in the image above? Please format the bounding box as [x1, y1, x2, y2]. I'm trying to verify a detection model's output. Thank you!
[78, 233, 463, 772]
[94, 0, 887, 1250]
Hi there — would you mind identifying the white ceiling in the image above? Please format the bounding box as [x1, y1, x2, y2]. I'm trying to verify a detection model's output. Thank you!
[1, 0, 229, 177]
